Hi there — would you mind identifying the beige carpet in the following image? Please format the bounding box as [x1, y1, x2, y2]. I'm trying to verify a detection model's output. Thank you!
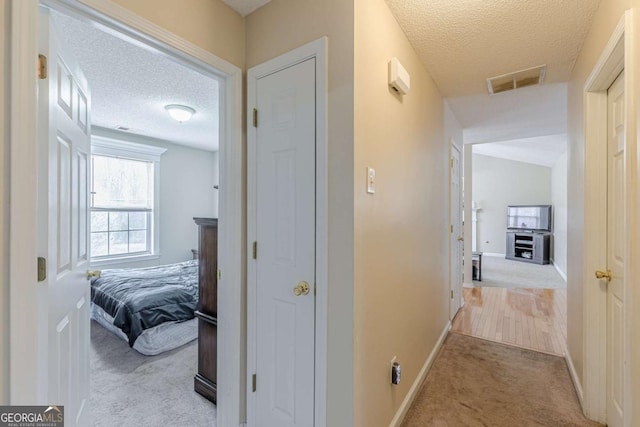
[474, 256, 566, 289]
[402, 333, 602, 427]
[91, 321, 215, 426]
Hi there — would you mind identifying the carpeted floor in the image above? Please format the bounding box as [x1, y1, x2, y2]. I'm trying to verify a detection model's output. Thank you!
[402, 333, 602, 427]
[90, 321, 215, 426]
[474, 255, 566, 289]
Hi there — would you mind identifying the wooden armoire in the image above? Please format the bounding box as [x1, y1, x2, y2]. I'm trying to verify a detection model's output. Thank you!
[193, 217, 218, 403]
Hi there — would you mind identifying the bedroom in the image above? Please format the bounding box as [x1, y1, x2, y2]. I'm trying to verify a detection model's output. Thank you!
[51, 9, 220, 425]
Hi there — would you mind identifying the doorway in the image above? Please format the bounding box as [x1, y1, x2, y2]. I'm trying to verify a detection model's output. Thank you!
[246, 38, 328, 427]
[9, 1, 243, 426]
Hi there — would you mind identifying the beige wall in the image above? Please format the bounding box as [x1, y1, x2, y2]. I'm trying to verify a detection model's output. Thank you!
[246, 1, 355, 425]
[111, 0, 245, 68]
[566, 0, 631, 390]
[354, 0, 448, 424]
[0, 0, 8, 406]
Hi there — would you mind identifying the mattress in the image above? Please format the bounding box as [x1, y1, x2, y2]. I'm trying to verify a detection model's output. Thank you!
[91, 303, 197, 356]
[90, 260, 199, 347]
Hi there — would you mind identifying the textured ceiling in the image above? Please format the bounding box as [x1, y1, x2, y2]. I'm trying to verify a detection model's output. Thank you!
[473, 134, 567, 168]
[385, 0, 601, 97]
[52, 12, 220, 152]
[223, 0, 272, 16]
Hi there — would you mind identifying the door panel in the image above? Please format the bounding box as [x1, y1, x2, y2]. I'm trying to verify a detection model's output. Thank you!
[606, 70, 624, 427]
[39, 7, 91, 426]
[254, 58, 316, 427]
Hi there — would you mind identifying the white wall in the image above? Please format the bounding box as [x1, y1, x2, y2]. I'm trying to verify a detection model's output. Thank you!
[91, 128, 218, 268]
[551, 151, 567, 279]
[472, 153, 552, 255]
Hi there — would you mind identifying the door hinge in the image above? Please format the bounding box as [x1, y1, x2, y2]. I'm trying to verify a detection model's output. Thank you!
[450, 158, 454, 168]
[451, 290, 454, 299]
[217, 269, 222, 280]
[252, 374, 257, 392]
[37, 257, 47, 282]
[252, 241, 257, 259]
[38, 54, 48, 80]
[450, 224, 453, 233]
[253, 108, 258, 128]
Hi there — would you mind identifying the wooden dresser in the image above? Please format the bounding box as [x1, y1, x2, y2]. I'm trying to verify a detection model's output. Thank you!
[193, 217, 218, 403]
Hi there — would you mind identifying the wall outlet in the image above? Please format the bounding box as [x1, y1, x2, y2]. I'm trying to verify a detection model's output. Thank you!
[390, 356, 401, 385]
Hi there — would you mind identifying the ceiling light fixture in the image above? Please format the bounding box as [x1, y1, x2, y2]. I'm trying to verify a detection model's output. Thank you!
[165, 104, 196, 122]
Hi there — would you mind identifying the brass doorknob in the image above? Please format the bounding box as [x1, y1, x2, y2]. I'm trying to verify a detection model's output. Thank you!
[457, 236, 464, 242]
[86, 270, 101, 280]
[293, 281, 310, 296]
[595, 269, 612, 282]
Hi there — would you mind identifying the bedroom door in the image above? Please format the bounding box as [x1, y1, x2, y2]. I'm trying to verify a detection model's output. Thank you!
[38, 7, 92, 425]
[250, 58, 316, 426]
[604, 70, 625, 427]
[450, 142, 463, 318]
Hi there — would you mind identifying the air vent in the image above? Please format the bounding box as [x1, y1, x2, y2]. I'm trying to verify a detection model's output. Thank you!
[486, 65, 546, 95]
[114, 126, 144, 134]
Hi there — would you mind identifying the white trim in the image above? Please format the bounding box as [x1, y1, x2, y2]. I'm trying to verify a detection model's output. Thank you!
[449, 141, 462, 321]
[9, 0, 41, 404]
[581, 11, 634, 425]
[388, 322, 451, 427]
[92, 135, 168, 161]
[565, 347, 584, 408]
[551, 260, 567, 282]
[89, 253, 160, 267]
[463, 282, 474, 288]
[482, 252, 505, 258]
[246, 37, 328, 427]
[9, 1, 244, 425]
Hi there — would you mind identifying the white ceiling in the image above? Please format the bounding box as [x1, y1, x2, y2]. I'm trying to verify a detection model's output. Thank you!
[385, 0, 601, 97]
[473, 134, 567, 168]
[448, 83, 567, 145]
[223, 0, 272, 16]
[383, 0, 586, 166]
[52, 12, 220, 152]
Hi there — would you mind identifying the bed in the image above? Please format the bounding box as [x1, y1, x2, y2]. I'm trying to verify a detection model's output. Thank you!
[90, 260, 199, 356]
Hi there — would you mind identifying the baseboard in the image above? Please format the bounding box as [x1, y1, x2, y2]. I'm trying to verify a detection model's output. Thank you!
[389, 321, 451, 427]
[463, 282, 474, 288]
[552, 261, 567, 282]
[482, 252, 505, 257]
[565, 348, 584, 409]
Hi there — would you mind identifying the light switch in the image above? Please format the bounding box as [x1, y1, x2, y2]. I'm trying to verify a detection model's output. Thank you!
[367, 167, 375, 194]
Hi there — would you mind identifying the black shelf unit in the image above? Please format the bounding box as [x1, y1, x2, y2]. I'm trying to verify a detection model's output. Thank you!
[506, 231, 550, 265]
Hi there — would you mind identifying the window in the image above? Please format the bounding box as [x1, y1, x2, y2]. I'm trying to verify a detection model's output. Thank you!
[90, 137, 166, 263]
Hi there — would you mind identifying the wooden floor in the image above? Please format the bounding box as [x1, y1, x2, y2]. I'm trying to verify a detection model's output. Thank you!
[451, 287, 567, 356]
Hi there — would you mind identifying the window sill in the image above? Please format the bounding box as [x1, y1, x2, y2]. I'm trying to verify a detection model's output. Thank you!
[90, 253, 160, 267]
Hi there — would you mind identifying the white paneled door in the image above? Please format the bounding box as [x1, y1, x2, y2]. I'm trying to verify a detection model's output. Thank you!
[450, 143, 463, 318]
[38, 7, 92, 426]
[253, 58, 316, 427]
[605, 71, 625, 427]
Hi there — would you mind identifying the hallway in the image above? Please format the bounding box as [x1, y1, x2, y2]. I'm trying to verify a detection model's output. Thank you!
[401, 333, 601, 426]
[452, 287, 566, 356]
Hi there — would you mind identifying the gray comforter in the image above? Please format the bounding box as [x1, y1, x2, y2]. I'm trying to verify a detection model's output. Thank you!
[90, 260, 198, 347]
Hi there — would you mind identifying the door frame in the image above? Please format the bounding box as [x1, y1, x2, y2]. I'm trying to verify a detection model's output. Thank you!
[579, 10, 638, 424]
[8, 1, 244, 426]
[246, 37, 328, 427]
[449, 139, 463, 319]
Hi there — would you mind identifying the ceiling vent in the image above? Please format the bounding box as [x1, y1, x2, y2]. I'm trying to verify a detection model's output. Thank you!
[486, 65, 546, 95]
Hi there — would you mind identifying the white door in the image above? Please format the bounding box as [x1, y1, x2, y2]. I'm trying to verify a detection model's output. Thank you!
[38, 7, 91, 426]
[450, 143, 463, 318]
[253, 58, 316, 426]
[605, 71, 625, 427]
